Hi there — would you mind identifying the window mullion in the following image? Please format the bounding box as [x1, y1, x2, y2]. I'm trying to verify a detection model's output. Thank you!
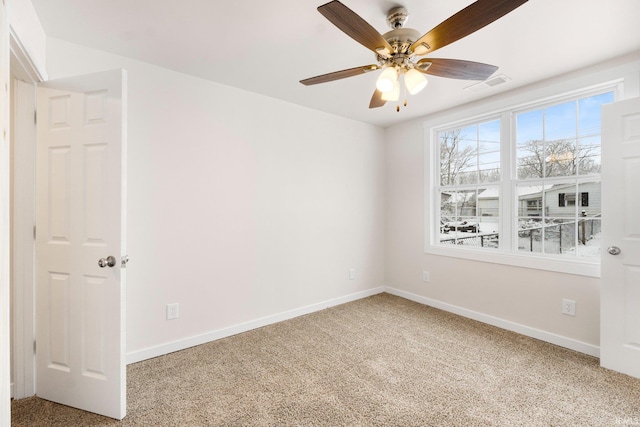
[501, 111, 513, 252]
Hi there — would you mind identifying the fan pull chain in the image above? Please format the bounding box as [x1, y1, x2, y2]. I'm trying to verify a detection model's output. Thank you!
[397, 75, 408, 112]
[403, 77, 407, 107]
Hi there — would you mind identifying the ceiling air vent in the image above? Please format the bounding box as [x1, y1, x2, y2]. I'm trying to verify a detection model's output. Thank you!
[464, 74, 512, 92]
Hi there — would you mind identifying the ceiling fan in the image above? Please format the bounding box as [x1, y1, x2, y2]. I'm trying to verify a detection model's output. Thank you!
[300, 0, 528, 110]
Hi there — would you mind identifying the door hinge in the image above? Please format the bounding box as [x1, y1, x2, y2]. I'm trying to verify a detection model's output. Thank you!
[34, 340, 36, 353]
[34, 110, 37, 125]
[33, 225, 36, 239]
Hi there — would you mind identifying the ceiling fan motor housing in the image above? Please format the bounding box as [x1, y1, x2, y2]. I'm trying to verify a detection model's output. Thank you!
[378, 8, 421, 70]
[382, 27, 420, 55]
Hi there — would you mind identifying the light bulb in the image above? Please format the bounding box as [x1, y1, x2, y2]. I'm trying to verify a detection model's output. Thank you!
[404, 69, 428, 95]
[376, 67, 398, 93]
[381, 79, 400, 101]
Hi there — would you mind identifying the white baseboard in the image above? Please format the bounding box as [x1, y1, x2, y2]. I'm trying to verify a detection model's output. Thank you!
[127, 285, 599, 364]
[384, 286, 600, 358]
[126, 287, 386, 364]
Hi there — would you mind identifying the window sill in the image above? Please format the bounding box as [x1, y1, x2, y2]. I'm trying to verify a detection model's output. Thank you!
[424, 244, 600, 277]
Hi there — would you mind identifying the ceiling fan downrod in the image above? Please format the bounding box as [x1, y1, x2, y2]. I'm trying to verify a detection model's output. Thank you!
[386, 7, 408, 29]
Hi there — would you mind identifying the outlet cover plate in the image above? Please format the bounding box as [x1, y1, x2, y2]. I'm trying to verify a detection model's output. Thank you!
[561, 299, 576, 316]
[167, 303, 179, 320]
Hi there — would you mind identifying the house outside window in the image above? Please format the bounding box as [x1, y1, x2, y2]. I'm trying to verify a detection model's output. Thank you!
[429, 85, 617, 275]
[558, 192, 589, 207]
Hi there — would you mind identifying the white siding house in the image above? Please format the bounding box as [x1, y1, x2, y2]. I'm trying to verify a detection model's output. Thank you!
[544, 182, 601, 218]
[478, 184, 601, 218]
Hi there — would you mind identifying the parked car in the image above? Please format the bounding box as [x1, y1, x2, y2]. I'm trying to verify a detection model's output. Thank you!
[444, 219, 479, 233]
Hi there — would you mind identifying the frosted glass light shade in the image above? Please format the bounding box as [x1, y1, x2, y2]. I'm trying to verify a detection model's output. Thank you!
[376, 67, 398, 93]
[381, 80, 400, 101]
[404, 69, 428, 95]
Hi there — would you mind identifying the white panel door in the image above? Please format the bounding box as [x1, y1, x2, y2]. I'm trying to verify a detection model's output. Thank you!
[601, 96, 640, 379]
[35, 69, 127, 419]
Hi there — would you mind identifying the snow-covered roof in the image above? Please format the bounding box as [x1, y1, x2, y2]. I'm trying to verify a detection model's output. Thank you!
[478, 185, 551, 199]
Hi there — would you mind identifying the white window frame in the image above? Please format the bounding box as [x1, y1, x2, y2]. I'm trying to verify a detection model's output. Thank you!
[424, 80, 623, 278]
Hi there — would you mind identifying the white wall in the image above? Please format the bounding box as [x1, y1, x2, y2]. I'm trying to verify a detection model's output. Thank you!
[44, 38, 386, 360]
[8, 0, 46, 81]
[385, 52, 640, 351]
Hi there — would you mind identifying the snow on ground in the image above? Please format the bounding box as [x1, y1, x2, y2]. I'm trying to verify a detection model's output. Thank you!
[439, 221, 601, 261]
[565, 232, 601, 260]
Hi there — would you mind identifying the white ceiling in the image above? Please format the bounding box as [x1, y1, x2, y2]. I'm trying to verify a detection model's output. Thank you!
[30, 0, 640, 128]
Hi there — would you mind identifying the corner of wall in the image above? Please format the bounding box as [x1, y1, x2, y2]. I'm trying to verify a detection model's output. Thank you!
[9, 0, 47, 82]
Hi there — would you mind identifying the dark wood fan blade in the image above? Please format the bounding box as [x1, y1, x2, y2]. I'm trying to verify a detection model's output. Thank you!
[300, 64, 379, 85]
[369, 89, 386, 108]
[318, 1, 393, 56]
[416, 58, 498, 80]
[410, 0, 528, 55]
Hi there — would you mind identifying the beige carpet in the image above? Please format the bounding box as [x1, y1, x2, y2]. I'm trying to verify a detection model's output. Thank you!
[11, 293, 640, 426]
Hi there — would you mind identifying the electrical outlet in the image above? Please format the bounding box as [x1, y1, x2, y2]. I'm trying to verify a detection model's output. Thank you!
[167, 303, 179, 320]
[423, 271, 430, 282]
[349, 268, 356, 280]
[561, 299, 576, 316]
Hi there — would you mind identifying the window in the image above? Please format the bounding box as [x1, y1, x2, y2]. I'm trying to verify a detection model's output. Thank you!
[438, 119, 501, 249]
[558, 193, 574, 207]
[428, 85, 617, 276]
[581, 192, 589, 207]
[515, 92, 612, 260]
[558, 192, 588, 207]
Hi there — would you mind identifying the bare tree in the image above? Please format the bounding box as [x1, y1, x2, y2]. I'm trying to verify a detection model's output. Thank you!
[440, 129, 477, 185]
[517, 139, 600, 178]
[457, 190, 477, 217]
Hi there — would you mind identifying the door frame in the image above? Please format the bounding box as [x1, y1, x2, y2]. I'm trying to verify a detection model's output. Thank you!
[11, 75, 36, 399]
[9, 26, 45, 399]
